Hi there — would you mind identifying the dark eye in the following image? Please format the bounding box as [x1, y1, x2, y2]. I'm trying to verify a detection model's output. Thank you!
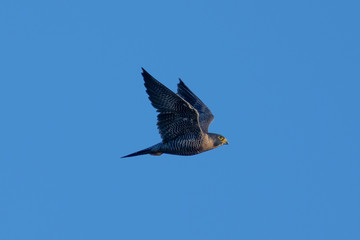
[218, 136, 223, 140]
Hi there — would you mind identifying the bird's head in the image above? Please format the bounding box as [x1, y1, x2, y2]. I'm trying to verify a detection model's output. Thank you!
[208, 133, 229, 147]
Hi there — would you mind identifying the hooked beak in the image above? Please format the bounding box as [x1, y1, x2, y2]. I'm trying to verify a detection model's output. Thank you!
[224, 140, 229, 145]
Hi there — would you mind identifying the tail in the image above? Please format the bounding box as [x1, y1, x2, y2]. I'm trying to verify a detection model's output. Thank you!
[121, 147, 152, 158]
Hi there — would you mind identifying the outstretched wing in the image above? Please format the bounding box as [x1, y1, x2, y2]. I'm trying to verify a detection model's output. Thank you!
[177, 79, 214, 132]
[142, 68, 203, 143]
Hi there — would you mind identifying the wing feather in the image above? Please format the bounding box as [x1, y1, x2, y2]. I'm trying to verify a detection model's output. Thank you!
[177, 79, 214, 132]
[141, 68, 202, 142]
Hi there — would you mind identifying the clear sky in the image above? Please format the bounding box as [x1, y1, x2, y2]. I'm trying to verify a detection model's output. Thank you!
[1, 0, 359, 239]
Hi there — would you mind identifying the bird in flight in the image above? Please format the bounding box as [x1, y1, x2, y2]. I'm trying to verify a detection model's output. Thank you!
[122, 68, 228, 158]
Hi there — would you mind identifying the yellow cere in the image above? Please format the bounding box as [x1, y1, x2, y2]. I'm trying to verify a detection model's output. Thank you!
[218, 136, 228, 143]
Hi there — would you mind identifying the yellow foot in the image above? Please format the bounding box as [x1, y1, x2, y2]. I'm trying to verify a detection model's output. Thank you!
[150, 152, 163, 156]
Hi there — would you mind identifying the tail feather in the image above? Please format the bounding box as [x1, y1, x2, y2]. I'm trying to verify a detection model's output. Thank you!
[121, 147, 152, 158]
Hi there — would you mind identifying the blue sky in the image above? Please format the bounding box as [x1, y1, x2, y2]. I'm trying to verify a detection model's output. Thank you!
[1, 0, 359, 239]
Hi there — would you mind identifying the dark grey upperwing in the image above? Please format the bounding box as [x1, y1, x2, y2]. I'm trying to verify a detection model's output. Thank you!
[141, 68, 202, 143]
[177, 79, 214, 133]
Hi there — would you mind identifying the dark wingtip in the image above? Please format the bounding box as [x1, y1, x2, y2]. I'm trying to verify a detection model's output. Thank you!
[141, 67, 149, 75]
[178, 78, 186, 89]
[177, 78, 191, 92]
[141, 68, 152, 79]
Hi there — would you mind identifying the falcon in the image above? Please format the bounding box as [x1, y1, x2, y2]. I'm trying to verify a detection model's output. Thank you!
[122, 68, 228, 158]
